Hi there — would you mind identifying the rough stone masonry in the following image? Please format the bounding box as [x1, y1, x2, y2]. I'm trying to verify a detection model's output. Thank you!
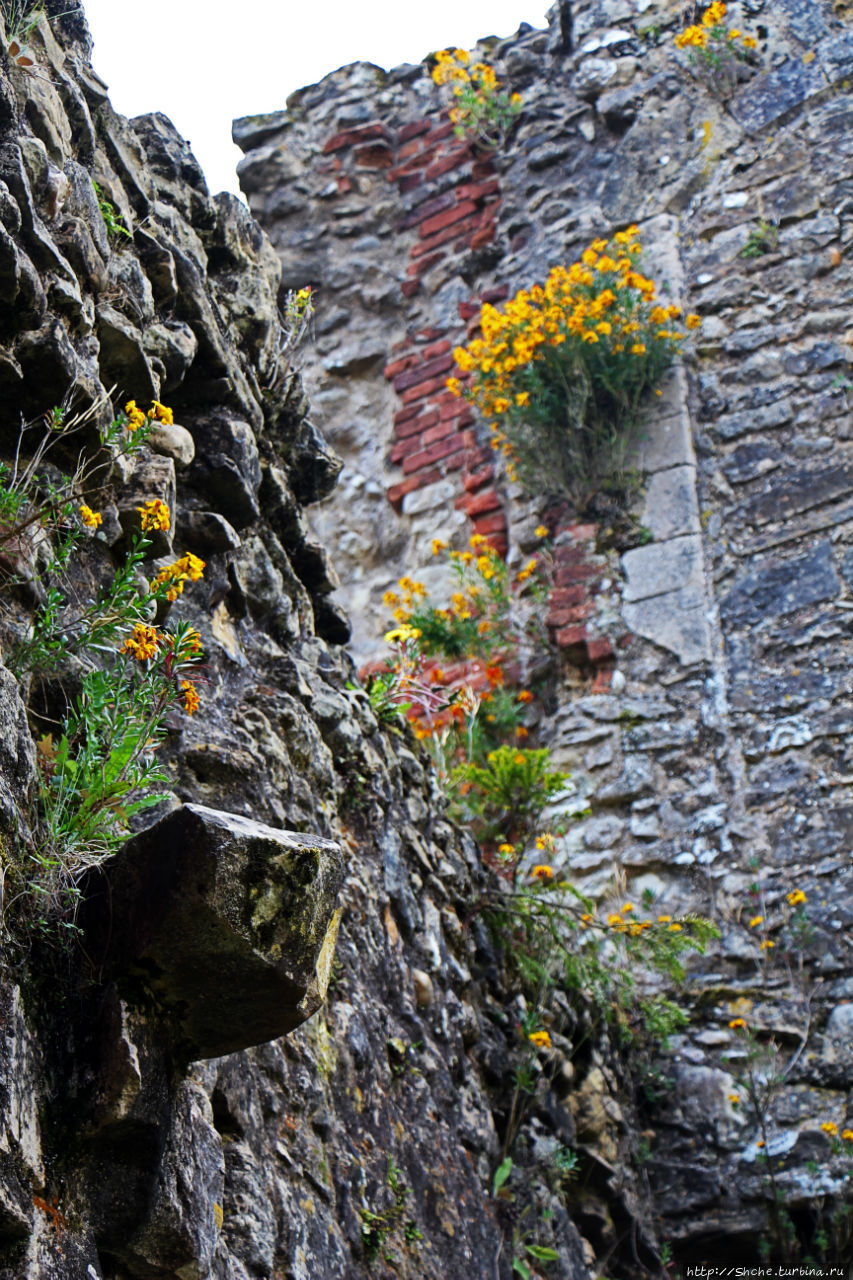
[0, 0, 851, 1278]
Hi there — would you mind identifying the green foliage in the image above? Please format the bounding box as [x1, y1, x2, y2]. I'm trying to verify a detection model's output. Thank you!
[450, 232, 700, 509]
[92, 181, 130, 240]
[452, 745, 570, 842]
[0, 397, 204, 939]
[492, 1156, 513, 1196]
[1, 0, 43, 47]
[359, 1157, 422, 1266]
[740, 219, 779, 259]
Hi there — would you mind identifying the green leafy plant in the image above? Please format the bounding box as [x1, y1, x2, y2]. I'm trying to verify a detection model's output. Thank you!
[739, 218, 779, 259]
[0, 397, 205, 939]
[673, 2, 759, 98]
[449, 230, 701, 509]
[431, 48, 522, 149]
[453, 745, 570, 844]
[266, 286, 315, 392]
[92, 180, 130, 240]
[359, 1157, 422, 1266]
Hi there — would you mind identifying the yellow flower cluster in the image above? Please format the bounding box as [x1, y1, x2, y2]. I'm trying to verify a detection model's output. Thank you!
[79, 504, 102, 529]
[383, 575, 427, 625]
[137, 498, 171, 533]
[431, 48, 522, 138]
[528, 1029, 552, 1049]
[675, 3, 758, 52]
[125, 399, 174, 433]
[449, 231, 699, 445]
[151, 552, 205, 603]
[180, 679, 200, 715]
[121, 623, 160, 662]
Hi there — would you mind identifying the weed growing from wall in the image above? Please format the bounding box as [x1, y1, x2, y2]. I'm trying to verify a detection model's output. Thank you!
[674, 2, 759, 98]
[430, 48, 522, 149]
[448, 230, 701, 510]
[0, 398, 204, 941]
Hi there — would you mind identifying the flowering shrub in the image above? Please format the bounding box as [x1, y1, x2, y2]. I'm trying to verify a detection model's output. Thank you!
[266, 285, 315, 392]
[453, 745, 569, 844]
[431, 48, 522, 148]
[449, 230, 700, 508]
[674, 2, 759, 97]
[0, 397, 205, 938]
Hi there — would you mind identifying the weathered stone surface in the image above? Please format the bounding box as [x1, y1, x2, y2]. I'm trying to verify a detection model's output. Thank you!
[622, 535, 704, 603]
[83, 804, 344, 1058]
[720, 542, 840, 627]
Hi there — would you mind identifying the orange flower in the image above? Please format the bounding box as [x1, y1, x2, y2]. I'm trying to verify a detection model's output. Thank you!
[531, 865, 554, 881]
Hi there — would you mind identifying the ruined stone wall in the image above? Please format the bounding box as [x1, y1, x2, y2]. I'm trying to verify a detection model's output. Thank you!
[0, 5, 604, 1278]
[235, 0, 853, 1264]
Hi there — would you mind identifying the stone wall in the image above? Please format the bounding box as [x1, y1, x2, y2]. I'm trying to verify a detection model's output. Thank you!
[235, 0, 853, 1265]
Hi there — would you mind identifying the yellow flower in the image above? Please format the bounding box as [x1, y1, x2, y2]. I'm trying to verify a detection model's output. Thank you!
[124, 400, 147, 433]
[580, 913, 593, 927]
[515, 391, 530, 406]
[621, 903, 634, 914]
[749, 915, 763, 928]
[382, 591, 399, 607]
[148, 400, 174, 425]
[760, 940, 775, 950]
[668, 922, 683, 932]
[630, 343, 647, 355]
[152, 553, 205, 602]
[498, 842, 515, 855]
[786, 889, 807, 906]
[728, 1094, 740, 1105]
[741, 34, 757, 49]
[431, 538, 448, 555]
[729, 1018, 748, 1030]
[383, 625, 422, 644]
[137, 498, 171, 532]
[79, 504, 102, 529]
[686, 313, 702, 329]
[181, 680, 200, 715]
[821, 1121, 839, 1136]
[842, 1130, 853, 1141]
[657, 915, 672, 923]
[528, 1029, 551, 1049]
[531, 865, 554, 881]
[534, 525, 548, 539]
[121, 623, 160, 662]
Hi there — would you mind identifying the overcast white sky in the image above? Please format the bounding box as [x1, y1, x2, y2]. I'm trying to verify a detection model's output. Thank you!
[82, 1, 551, 198]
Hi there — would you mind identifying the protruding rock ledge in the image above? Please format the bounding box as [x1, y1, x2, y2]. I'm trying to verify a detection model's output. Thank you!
[83, 804, 344, 1059]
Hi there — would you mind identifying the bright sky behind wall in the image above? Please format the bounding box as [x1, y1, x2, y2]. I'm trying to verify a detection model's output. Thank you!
[82, 1, 551, 199]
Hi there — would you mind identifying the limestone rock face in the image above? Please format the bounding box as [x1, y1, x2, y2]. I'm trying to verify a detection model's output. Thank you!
[83, 804, 344, 1058]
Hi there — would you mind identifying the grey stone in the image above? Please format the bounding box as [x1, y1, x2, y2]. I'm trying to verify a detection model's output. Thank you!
[622, 535, 704, 603]
[82, 804, 343, 1059]
[639, 466, 700, 541]
[720, 542, 840, 627]
[595, 754, 655, 804]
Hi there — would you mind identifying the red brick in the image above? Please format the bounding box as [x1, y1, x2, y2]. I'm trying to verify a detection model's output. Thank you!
[355, 142, 394, 169]
[415, 327, 445, 342]
[399, 119, 432, 143]
[421, 199, 478, 238]
[390, 435, 424, 464]
[465, 446, 493, 470]
[546, 604, 593, 628]
[401, 280, 420, 297]
[384, 353, 420, 380]
[423, 339, 451, 360]
[394, 352, 455, 393]
[459, 300, 480, 321]
[549, 585, 588, 608]
[398, 136, 427, 161]
[469, 223, 496, 251]
[554, 563, 599, 588]
[439, 400, 472, 423]
[336, 175, 354, 195]
[422, 418, 459, 446]
[387, 469, 442, 509]
[460, 488, 502, 518]
[555, 625, 588, 649]
[402, 435, 464, 473]
[396, 412, 432, 440]
[398, 173, 423, 193]
[565, 522, 599, 542]
[394, 402, 423, 426]
[406, 251, 445, 278]
[388, 158, 427, 181]
[482, 534, 508, 558]
[443, 449, 467, 472]
[424, 121, 456, 144]
[463, 465, 494, 492]
[471, 158, 496, 179]
[482, 285, 510, 304]
[424, 149, 471, 182]
[591, 668, 614, 694]
[471, 512, 507, 536]
[324, 123, 388, 153]
[586, 636, 615, 664]
[400, 375, 449, 405]
[399, 190, 455, 230]
[411, 217, 475, 258]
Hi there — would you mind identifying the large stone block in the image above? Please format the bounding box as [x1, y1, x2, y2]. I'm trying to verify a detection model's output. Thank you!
[83, 804, 344, 1059]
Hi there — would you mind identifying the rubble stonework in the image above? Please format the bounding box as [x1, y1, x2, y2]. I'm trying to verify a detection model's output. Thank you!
[0, 0, 852, 1277]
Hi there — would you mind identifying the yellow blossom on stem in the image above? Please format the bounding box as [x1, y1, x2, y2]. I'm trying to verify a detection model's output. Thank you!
[79, 504, 102, 529]
[121, 623, 160, 662]
[528, 1029, 551, 1049]
[531, 865, 554, 882]
[137, 498, 171, 533]
[821, 1121, 839, 1136]
[729, 1018, 748, 1030]
[786, 889, 807, 906]
[181, 680, 200, 715]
